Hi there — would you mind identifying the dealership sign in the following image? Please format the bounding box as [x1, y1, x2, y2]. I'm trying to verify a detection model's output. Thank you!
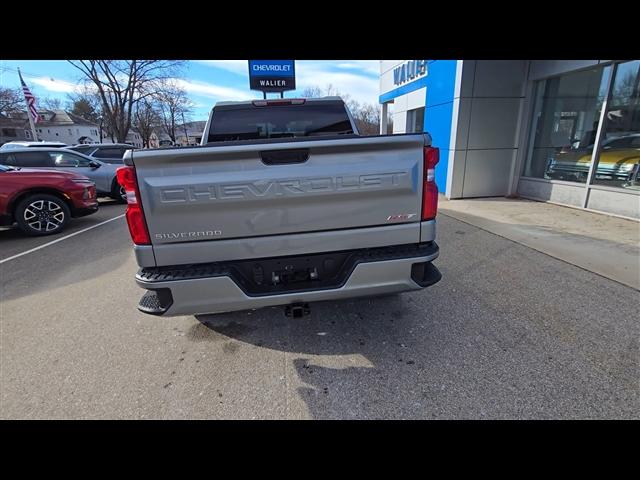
[248, 60, 296, 93]
[393, 60, 428, 86]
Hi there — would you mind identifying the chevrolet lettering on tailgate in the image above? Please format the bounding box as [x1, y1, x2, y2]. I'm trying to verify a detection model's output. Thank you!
[159, 173, 409, 203]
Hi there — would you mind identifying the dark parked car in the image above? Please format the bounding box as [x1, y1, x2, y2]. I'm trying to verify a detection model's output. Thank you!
[68, 143, 133, 165]
[0, 148, 125, 202]
[0, 164, 98, 236]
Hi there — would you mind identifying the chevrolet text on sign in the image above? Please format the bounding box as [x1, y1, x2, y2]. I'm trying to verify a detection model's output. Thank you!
[248, 60, 296, 92]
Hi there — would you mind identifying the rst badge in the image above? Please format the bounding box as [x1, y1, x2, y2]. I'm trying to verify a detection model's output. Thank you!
[387, 213, 417, 221]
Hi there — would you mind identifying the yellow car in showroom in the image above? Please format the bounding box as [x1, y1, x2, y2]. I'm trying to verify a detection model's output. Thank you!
[545, 134, 640, 189]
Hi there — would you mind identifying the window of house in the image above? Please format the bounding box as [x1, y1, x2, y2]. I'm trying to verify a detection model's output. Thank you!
[24, 130, 32, 139]
[68, 129, 73, 135]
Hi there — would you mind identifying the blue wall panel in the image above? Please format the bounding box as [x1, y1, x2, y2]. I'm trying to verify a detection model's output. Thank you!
[378, 60, 458, 193]
[423, 60, 457, 192]
[423, 101, 454, 192]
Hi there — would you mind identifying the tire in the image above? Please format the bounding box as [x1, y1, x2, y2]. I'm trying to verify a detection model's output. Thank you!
[110, 178, 127, 203]
[15, 193, 70, 236]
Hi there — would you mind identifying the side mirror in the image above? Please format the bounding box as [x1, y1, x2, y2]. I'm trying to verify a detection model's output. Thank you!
[89, 160, 101, 169]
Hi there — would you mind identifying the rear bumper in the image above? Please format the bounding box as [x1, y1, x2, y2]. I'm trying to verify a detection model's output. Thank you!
[135, 243, 440, 316]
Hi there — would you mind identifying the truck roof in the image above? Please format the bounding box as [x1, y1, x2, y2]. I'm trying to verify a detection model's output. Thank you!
[213, 96, 344, 108]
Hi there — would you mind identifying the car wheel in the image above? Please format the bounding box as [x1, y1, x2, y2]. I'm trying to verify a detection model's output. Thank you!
[111, 179, 127, 203]
[15, 194, 70, 236]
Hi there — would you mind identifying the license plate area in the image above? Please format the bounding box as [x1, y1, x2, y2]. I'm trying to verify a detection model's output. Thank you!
[232, 251, 352, 295]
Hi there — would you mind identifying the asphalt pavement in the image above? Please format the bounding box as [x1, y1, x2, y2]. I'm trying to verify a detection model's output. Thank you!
[0, 205, 638, 419]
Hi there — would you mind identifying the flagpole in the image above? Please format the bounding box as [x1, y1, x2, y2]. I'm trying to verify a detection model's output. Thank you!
[18, 67, 39, 141]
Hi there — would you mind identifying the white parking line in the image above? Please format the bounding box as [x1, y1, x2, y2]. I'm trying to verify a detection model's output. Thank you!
[0, 214, 126, 265]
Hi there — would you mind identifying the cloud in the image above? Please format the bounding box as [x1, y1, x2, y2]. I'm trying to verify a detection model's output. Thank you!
[173, 78, 258, 102]
[194, 60, 247, 75]
[334, 61, 380, 76]
[295, 63, 379, 105]
[27, 76, 78, 93]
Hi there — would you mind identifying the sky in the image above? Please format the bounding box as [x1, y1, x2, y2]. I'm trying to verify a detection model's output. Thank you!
[0, 60, 380, 121]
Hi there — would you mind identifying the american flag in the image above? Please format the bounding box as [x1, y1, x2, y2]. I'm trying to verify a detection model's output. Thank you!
[19, 70, 39, 124]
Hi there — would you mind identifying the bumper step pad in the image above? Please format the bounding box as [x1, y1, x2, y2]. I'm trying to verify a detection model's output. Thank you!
[137, 289, 173, 315]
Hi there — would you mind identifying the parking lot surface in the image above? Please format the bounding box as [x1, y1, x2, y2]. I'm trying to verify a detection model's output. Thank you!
[1, 205, 638, 419]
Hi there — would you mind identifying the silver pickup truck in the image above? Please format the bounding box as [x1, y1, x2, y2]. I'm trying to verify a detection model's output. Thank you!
[118, 96, 441, 317]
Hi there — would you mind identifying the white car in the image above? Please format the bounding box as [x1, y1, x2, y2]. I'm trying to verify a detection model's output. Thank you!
[0, 141, 68, 151]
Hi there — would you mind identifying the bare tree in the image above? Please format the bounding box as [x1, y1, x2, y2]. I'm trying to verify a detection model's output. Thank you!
[40, 96, 62, 110]
[134, 99, 161, 148]
[0, 87, 23, 116]
[303, 84, 381, 135]
[154, 80, 193, 144]
[66, 87, 113, 142]
[351, 102, 381, 136]
[301, 86, 323, 98]
[68, 60, 184, 143]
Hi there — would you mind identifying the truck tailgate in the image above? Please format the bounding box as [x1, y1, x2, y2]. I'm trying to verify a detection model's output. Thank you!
[129, 134, 429, 265]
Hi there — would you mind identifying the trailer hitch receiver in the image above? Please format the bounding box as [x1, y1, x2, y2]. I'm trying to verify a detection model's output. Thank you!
[285, 303, 310, 318]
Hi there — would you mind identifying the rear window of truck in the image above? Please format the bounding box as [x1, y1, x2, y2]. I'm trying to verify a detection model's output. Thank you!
[207, 102, 354, 143]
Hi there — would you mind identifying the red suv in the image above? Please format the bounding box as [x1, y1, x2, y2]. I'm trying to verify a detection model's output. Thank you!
[0, 164, 98, 236]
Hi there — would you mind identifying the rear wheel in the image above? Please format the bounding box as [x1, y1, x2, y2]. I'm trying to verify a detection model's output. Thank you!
[110, 179, 127, 203]
[15, 194, 70, 236]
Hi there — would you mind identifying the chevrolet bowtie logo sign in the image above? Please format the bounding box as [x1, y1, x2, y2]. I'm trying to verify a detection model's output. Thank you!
[393, 60, 428, 86]
[249, 60, 296, 93]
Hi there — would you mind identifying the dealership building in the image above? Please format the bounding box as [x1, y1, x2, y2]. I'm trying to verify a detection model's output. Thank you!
[379, 60, 640, 220]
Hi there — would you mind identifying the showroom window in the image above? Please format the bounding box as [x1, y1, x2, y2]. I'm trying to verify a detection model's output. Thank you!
[524, 61, 640, 195]
[591, 60, 640, 190]
[406, 107, 425, 133]
[524, 65, 611, 182]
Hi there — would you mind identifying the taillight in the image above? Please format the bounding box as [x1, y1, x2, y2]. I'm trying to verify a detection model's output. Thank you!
[116, 166, 150, 245]
[422, 146, 439, 221]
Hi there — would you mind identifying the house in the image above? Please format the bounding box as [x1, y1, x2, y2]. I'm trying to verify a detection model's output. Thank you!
[101, 128, 145, 149]
[31, 110, 101, 145]
[0, 115, 33, 145]
[175, 121, 207, 146]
